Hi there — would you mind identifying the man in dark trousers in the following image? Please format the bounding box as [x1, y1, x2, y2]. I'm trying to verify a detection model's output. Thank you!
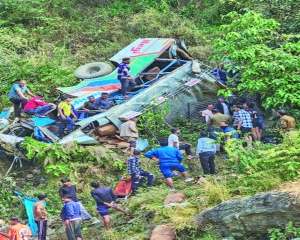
[8, 80, 35, 119]
[59, 178, 91, 220]
[127, 149, 153, 193]
[90, 181, 132, 230]
[33, 194, 48, 240]
[60, 195, 82, 240]
[196, 131, 217, 175]
[117, 57, 137, 98]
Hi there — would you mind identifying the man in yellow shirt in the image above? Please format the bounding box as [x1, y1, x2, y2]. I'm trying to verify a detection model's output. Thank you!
[277, 110, 296, 130]
[8, 217, 32, 240]
[57, 96, 77, 138]
[277, 109, 298, 142]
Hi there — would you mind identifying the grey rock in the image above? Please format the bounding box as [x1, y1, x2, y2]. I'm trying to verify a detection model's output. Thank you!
[195, 191, 300, 239]
[26, 174, 34, 179]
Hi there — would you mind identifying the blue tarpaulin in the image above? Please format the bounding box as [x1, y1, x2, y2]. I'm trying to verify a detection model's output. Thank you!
[21, 117, 56, 127]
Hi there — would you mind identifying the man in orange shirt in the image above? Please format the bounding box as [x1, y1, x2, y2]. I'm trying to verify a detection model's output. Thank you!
[8, 217, 31, 240]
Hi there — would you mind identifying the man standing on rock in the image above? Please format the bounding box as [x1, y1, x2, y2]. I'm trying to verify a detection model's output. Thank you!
[60, 195, 82, 240]
[120, 117, 139, 156]
[144, 140, 193, 191]
[33, 194, 48, 240]
[59, 178, 92, 221]
[117, 57, 137, 98]
[8, 80, 35, 119]
[90, 181, 132, 230]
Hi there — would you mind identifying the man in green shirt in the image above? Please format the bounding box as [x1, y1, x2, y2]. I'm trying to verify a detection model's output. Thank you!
[207, 109, 231, 139]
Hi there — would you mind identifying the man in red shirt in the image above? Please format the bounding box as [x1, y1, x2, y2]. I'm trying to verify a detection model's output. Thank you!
[23, 94, 52, 117]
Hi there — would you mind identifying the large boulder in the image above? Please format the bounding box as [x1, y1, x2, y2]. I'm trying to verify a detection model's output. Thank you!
[195, 191, 300, 239]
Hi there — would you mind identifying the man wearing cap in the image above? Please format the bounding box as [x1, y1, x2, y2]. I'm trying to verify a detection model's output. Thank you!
[33, 194, 47, 240]
[8, 80, 36, 119]
[8, 217, 32, 240]
[92, 92, 112, 111]
[168, 128, 194, 160]
[120, 118, 139, 156]
[60, 195, 82, 240]
[57, 96, 77, 138]
[127, 149, 153, 193]
[117, 57, 137, 98]
[214, 95, 230, 116]
[59, 178, 92, 220]
[23, 94, 53, 117]
[144, 140, 193, 191]
[90, 181, 132, 230]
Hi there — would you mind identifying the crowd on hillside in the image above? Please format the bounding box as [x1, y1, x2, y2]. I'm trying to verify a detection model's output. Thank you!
[5, 59, 298, 240]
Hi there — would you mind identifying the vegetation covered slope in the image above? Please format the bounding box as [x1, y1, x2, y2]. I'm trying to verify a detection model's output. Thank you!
[0, 0, 300, 239]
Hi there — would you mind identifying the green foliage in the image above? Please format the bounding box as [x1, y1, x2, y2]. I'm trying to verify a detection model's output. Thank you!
[212, 11, 300, 109]
[45, 163, 70, 176]
[268, 222, 300, 240]
[137, 102, 171, 145]
[224, 131, 300, 193]
[22, 137, 122, 177]
[0, 177, 25, 218]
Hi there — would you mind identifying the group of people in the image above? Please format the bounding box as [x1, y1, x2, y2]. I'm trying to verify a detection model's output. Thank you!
[8, 80, 116, 138]
[8, 178, 132, 240]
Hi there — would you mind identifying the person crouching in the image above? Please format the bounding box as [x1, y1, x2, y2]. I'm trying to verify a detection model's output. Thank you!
[127, 149, 153, 193]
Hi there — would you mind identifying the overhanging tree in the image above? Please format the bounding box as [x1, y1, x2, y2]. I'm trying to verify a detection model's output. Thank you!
[212, 11, 300, 109]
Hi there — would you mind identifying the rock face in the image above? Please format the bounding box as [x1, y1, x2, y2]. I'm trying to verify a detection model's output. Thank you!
[195, 191, 300, 239]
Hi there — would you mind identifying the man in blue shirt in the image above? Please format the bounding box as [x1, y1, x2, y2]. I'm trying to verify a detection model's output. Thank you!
[60, 195, 82, 240]
[117, 57, 137, 98]
[144, 140, 193, 191]
[211, 65, 228, 85]
[8, 80, 35, 119]
[220, 121, 239, 139]
[92, 92, 112, 110]
[90, 181, 132, 230]
[196, 131, 217, 175]
[127, 149, 153, 193]
[59, 178, 91, 221]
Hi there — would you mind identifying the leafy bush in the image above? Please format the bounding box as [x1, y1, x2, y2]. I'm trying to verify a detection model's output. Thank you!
[212, 11, 300, 109]
[224, 132, 300, 193]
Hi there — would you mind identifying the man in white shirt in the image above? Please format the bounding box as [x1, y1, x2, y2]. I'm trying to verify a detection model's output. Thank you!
[168, 128, 194, 160]
[201, 104, 214, 123]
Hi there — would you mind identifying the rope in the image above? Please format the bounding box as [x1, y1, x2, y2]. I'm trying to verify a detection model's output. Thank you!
[5, 139, 23, 177]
